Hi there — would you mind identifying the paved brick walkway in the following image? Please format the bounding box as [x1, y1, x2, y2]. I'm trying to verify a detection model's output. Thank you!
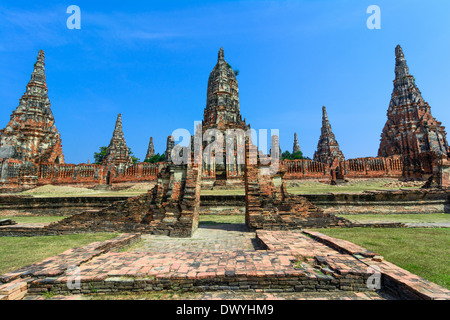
[24, 291, 391, 300]
[133, 225, 259, 253]
[1, 224, 449, 300]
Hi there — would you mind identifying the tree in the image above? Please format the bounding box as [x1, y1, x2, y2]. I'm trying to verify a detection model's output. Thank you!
[282, 150, 307, 160]
[94, 146, 108, 164]
[282, 150, 292, 160]
[93, 146, 140, 164]
[128, 148, 140, 164]
[144, 153, 165, 163]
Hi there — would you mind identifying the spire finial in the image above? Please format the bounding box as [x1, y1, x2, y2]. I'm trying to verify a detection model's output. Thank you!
[293, 132, 301, 153]
[218, 47, 224, 61]
[37, 50, 45, 62]
[394, 44, 410, 79]
[113, 113, 124, 137]
[395, 45, 404, 58]
[322, 106, 328, 121]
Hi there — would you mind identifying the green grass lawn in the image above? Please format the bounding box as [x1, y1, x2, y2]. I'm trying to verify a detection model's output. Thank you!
[200, 182, 421, 196]
[27, 192, 145, 198]
[0, 216, 66, 224]
[199, 215, 245, 225]
[0, 233, 118, 275]
[337, 213, 450, 224]
[288, 181, 420, 194]
[317, 228, 450, 289]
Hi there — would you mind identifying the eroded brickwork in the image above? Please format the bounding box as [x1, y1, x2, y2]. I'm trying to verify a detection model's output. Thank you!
[313, 106, 345, 165]
[244, 140, 351, 230]
[0, 50, 64, 164]
[102, 114, 133, 171]
[202, 48, 250, 185]
[293, 132, 301, 153]
[144, 137, 155, 161]
[378, 45, 450, 178]
[44, 161, 201, 237]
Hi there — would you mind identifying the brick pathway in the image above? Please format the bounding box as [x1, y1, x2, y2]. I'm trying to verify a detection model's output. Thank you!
[133, 225, 259, 252]
[24, 291, 391, 300]
[1, 224, 449, 300]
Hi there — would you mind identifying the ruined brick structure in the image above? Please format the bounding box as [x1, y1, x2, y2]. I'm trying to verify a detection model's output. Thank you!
[282, 155, 404, 181]
[244, 140, 351, 230]
[293, 132, 301, 153]
[46, 159, 202, 237]
[1, 45, 449, 190]
[144, 137, 155, 161]
[379, 45, 450, 179]
[0, 50, 64, 165]
[164, 135, 175, 163]
[313, 106, 345, 165]
[102, 114, 133, 171]
[202, 48, 250, 186]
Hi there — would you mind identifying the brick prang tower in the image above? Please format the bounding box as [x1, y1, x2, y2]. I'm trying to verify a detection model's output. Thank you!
[0, 50, 64, 164]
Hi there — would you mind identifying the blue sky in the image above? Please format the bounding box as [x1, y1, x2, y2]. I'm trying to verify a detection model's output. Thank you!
[1, 0, 449, 163]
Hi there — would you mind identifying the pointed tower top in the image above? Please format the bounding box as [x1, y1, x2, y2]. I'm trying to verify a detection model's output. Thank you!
[322, 106, 330, 124]
[293, 132, 301, 153]
[218, 47, 225, 61]
[395, 45, 404, 58]
[109, 113, 126, 147]
[0, 50, 64, 164]
[114, 113, 123, 132]
[37, 50, 45, 62]
[394, 44, 410, 79]
[314, 106, 345, 164]
[145, 136, 155, 160]
[102, 113, 132, 168]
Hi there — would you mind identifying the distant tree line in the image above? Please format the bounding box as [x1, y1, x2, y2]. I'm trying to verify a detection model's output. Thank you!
[144, 153, 165, 163]
[93, 146, 140, 165]
[281, 150, 310, 160]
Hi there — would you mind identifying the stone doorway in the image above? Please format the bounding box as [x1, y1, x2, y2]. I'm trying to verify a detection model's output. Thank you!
[106, 171, 111, 185]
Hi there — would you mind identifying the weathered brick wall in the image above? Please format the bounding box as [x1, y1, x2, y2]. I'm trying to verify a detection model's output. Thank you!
[244, 141, 351, 230]
[0, 159, 161, 191]
[41, 163, 202, 237]
[282, 156, 404, 181]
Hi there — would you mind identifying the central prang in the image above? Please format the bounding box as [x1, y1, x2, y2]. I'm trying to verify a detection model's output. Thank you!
[201, 47, 250, 187]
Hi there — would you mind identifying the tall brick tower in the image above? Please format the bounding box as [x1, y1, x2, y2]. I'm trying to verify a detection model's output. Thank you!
[202, 48, 250, 184]
[313, 106, 345, 165]
[203, 47, 248, 131]
[0, 50, 64, 164]
[293, 133, 301, 154]
[145, 137, 155, 161]
[102, 114, 132, 170]
[378, 45, 449, 170]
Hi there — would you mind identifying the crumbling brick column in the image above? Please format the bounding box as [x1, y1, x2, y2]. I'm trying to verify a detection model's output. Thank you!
[244, 139, 351, 230]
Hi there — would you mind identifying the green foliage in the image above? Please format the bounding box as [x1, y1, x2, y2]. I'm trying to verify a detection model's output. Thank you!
[226, 63, 239, 76]
[282, 150, 306, 160]
[94, 146, 139, 164]
[127, 148, 140, 164]
[144, 153, 165, 163]
[93, 146, 108, 164]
